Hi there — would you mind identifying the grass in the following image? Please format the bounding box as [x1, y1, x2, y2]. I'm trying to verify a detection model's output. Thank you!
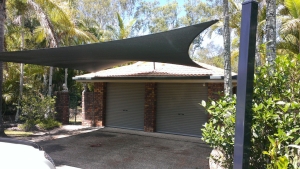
[4, 130, 34, 137]
[69, 119, 82, 125]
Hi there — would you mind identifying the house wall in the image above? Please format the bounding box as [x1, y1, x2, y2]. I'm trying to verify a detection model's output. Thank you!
[81, 82, 231, 132]
[82, 82, 107, 127]
[207, 83, 224, 101]
[81, 91, 94, 126]
[207, 83, 237, 101]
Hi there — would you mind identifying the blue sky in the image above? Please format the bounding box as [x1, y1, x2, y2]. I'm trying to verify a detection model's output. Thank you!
[159, 0, 185, 6]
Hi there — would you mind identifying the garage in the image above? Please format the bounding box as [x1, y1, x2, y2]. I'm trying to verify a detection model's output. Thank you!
[156, 83, 208, 137]
[75, 62, 236, 135]
[106, 83, 144, 130]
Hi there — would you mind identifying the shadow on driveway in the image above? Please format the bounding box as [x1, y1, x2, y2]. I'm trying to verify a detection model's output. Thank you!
[38, 127, 211, 169]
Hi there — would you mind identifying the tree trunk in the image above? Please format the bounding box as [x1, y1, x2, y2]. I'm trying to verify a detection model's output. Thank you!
[223, 0, 232, 96]
[0, 0, 6, 136]
[65, 68, 68, 88]
[48, 66, 53, 96]
[265, 0, 276, 69]
[27, 0, 59, 47]
[255, 34, 262, 68]
[15, 63, 24, 122]
[43, 67, 48, 95]
[27, 0, 59, 97]
[16, 16, 25, 122]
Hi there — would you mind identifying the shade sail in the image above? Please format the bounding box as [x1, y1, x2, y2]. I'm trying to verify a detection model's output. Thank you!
[0, 20, 218, 72]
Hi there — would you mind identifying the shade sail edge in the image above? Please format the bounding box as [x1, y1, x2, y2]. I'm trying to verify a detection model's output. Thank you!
[0, 20, 219, 72]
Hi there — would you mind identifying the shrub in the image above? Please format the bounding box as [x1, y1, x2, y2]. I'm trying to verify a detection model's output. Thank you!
[18, 119, 36, 131]
[201, 54, 300, 168]
[19, 92, 57, 131]
[37, 118, 62, 130]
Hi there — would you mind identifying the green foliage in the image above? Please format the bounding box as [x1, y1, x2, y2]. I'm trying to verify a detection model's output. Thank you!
[201, 95, 236, 168]
[201, 54, 300, 168]
[278, 0, 300, 55]
[37, 118, 61, 130]
[134, 1, 180, 34]
[262, 129, 299, 169]
[19, 92, 57, 131]
[18, 119, 36, 131]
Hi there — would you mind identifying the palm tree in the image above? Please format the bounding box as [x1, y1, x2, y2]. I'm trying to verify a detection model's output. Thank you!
[0, 0, 6, 136]
[7, 0, 28, 121]
[207, 0, 242, 96]
[28, 0, 96, 95]
[27, 0, 59, 96]
[255, 2, 267, 67]
[265, 0, 277, 68]
[278, 0, 300, 55]
[106, 12, 136, 40]
[223, 0, 232, 96]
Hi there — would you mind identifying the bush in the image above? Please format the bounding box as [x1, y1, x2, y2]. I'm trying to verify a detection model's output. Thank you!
[37, 118, 62, 130]
[202, 55, 300, 168]
[18, 119, 36, 131]
[20, 94, 56, 120]
[19, 92, 57, 131]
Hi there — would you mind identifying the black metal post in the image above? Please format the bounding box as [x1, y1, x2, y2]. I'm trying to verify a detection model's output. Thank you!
[233, 0, 258, 168]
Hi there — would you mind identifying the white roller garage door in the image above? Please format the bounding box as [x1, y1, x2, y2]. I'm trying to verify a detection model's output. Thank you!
[157, 83, 208, 137]
[106, 83, 144, 130]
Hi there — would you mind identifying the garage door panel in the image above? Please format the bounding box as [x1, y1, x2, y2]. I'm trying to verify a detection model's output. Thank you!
[106, 83, 144, 130]
[157, 83, 207, 137]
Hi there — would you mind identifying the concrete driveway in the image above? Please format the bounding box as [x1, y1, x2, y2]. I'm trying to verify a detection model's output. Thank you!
[38, 127, 212, 169]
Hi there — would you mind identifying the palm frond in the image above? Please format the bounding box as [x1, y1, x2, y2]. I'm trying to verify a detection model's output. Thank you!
[33, 26, 46, 43]
[284, 0, 300, 18]
[73, 28, 98, 43]
[281, 18, 300, 34]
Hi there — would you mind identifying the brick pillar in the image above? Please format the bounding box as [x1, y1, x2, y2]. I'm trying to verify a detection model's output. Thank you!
[207, 83, 224, 101]
[93, 82, 106, 127]
[144, 83, 157, 132]
[55, 91, 69, 124]
[81, 83, 106, 127]
[82, 91, 94, 126]
[207, 83, 224, 119]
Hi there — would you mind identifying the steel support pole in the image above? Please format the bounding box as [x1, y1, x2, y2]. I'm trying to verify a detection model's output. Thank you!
[233, 0, 258, 168]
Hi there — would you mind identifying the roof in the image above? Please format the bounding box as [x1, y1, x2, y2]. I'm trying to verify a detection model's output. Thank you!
[73, 61, 237, 82]
[0, 20, 218, 72]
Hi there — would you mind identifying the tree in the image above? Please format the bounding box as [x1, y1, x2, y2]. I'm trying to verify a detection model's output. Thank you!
[7, 0, 28, 122]
[134, 1, 180, 34]
[106, 12, 136, 40]
[76, 0, 138, 32]
[278, 0, 300, 55]
[265, 0, 277, 68]
[186, 0, 242, 96]
[27, 0, 59, 96]
[223, 0, 232, 96]
[28, 0, 96, 95]
[0, 0, 6, 136]
[181, 0, 221, 57]
[255, 2, 266, 67]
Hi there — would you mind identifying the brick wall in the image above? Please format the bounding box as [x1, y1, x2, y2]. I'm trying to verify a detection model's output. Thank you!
[82, 91, 94, 126]
[144, 83, 157, 132]
[207, 83, 224, 101]
[55, 91, 69, 124]
[81, 83, 106, 127]
[94, 82, 107, 127]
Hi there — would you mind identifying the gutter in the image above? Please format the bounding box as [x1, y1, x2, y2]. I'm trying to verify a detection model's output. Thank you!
[73, 75, 237, 82]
